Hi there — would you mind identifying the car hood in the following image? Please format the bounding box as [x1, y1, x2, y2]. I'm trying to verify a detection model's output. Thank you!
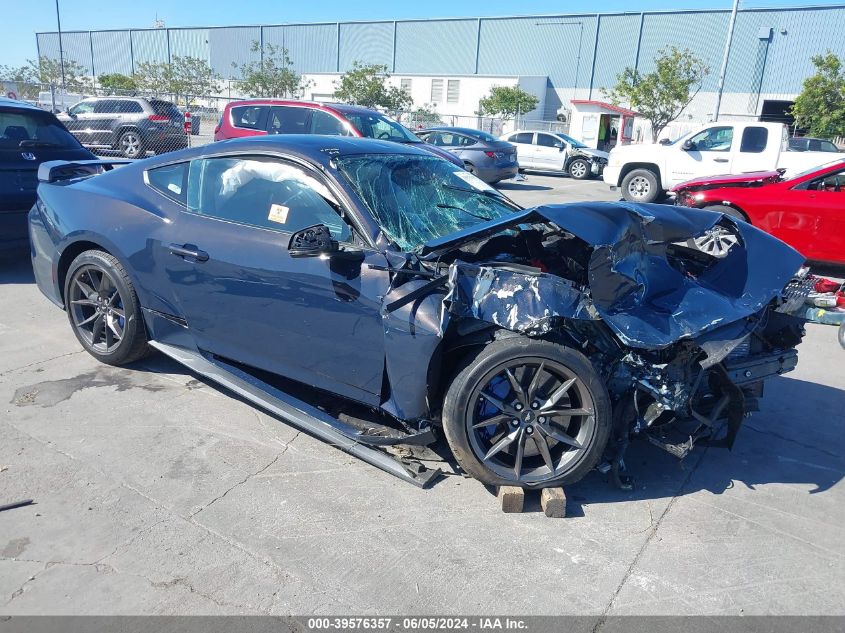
[427, 202, 805, 349]
[576, 147, 609, 160]
[671, 170, 782, 192]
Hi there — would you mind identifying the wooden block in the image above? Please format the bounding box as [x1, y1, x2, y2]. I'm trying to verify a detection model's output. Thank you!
[541, 487, 567, 518]
[497, 486, 524, 513]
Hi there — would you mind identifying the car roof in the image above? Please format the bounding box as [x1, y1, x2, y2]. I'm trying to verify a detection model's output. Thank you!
[422, 126, 492, 136]
[0, 97, 48, 113]
[143, 134, 431, 168]
[223, 99, 380, 117]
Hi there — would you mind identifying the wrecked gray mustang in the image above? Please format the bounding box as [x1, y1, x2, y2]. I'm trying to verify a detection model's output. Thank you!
[31, 138, 810, 489]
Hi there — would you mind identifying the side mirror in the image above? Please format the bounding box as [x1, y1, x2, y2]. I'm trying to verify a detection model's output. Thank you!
[557, 144, 566, 152]
[681, 139, 694, 151]
[288, 224, 338, 257]
[658, 138, 671, 146]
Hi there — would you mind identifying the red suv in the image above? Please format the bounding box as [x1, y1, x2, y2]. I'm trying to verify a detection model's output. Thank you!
[214, 99, 464, 168]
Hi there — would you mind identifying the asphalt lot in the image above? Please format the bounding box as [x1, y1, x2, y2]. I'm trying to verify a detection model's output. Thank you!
[0, 173, 843, 616]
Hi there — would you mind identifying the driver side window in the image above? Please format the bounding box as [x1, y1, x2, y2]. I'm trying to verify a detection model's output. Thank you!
[688, 126, 734, 152]
[536, 134, 562, 148]
[185, 156, 353, 242]
[810, 169, 845, 192]
[69, 102, 95, 115]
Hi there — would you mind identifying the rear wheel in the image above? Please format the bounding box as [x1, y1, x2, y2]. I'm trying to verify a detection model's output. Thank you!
[568, 158, 591, 180]
[442, 338, 611, 488]
[64, 250, 149, 366]
[621, 168, 660, 203]
[838, 322, 845, 350]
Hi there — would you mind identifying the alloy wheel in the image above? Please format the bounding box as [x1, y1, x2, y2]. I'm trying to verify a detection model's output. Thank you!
[67, 265, 126, 354]
[121, 133, 141, 158]
[570, 161, 587, 178]
[691, 225, 738, 258]
[467, 358, 596, 484]
[627, 176, 651, 198]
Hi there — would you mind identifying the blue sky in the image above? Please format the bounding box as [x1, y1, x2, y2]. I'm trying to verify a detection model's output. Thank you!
[3, 0, 843, 68]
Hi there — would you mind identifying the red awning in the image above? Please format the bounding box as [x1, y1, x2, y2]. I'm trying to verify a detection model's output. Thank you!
[570, 100, 640, 117]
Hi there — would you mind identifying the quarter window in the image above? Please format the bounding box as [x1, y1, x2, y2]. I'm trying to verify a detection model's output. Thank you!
[688, 126, 733, 152]
[146, 162, 189, 205]
[185, 156, 352, 241]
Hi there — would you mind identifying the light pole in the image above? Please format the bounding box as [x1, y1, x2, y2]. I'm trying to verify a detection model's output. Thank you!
[713, 0, 740, 121]
[55, 0, 66, 92]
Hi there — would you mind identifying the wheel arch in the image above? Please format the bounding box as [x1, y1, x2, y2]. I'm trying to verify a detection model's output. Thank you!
[701, 201, 751, 223]
[56, 237, 137, 306]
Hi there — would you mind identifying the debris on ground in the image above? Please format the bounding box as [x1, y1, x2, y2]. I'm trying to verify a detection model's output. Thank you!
[805, 277, 845, 325]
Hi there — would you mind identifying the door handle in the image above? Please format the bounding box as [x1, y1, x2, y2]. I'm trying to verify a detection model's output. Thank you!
[168, 243, 209, 262]
[713, 158, 729, 163]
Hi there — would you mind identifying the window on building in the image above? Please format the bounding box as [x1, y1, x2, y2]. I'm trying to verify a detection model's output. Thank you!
[431, 79, 443, 102]
[740, 126, 768, 153]
[447, 80, 460, 104]
[400, 78, 412, 94]
[186, 156, 352, 241]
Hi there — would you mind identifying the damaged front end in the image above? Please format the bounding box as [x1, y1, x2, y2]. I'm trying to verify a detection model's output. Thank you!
[408, 202, 809, 485]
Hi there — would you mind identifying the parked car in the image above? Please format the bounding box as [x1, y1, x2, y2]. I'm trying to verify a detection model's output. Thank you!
[213, 99, 464, 168]
[788, 137, 840, 153]
[671, 158, 845, 265]
[499, 130, 608, 180]
[605, 122, 834, 203]
[0, 97, 95, 253]
[415, 126, 517, 184]
[30, 135, 810, 489]
[57, 96, 188, 159]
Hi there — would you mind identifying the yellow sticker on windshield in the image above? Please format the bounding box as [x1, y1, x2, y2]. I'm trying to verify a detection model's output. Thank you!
[268, 204, 289, 224]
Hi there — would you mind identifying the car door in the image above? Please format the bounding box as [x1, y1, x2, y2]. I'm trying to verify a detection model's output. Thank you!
[90, 100, 119, 146]
[266, 106, 312, 135]
[534, 133, 565, 170]
[149, 154, 391, 405]
[667, 125, 735, 186]
[63, 101, 96, 146]
[785, 167, 845, 263]
[506, 132, 537, 168]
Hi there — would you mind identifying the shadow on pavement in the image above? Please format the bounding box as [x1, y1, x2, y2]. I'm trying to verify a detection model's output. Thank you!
[128, 352, 845, 514]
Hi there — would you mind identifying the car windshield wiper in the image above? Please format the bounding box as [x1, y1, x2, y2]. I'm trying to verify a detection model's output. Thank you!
[19, 140, 64, 148]
[436, 203, 493, 221]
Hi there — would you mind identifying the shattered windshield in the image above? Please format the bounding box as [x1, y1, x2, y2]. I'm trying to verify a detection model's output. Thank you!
[337, 154, 520, 250]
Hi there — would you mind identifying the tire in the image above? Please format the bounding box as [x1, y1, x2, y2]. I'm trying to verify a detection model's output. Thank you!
[838, 321, 845, 351]
[464, 163, 476, 175]
[568, 158, 591, 180]
[441, 337, 611, 488]
[702, 204, 748, 223]
[621, 168, 660, 203]
[117, 130, 145, 159]
[64, 250, 149, 366]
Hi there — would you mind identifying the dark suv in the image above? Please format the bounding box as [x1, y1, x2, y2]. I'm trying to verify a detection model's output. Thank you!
[58, 97, 188, 159]
[0, 97, 95, 252]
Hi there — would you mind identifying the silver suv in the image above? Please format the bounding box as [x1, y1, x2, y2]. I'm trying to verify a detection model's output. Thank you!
[58, 97, 188, 158]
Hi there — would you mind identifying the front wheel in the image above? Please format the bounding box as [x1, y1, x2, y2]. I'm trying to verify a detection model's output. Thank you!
[621, 168, 660, 203]
[64, 250, 149, 366]
[839, 322, 845, 350]
[568, 158, 591, 180]
[442, 338, 611, 488]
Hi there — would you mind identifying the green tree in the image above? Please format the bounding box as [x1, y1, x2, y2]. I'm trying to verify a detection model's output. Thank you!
[477, 85, 539, 120]
[333, 62, 412, 111]
[235, 42, 311, 98]
[134, 60, 171, 96]
[134, 56, 221, 106]
[98, 73, 138, 94]
[0, 63, 40, 99]
[791, 51, 845, 139]
[604, 46, 709, 142]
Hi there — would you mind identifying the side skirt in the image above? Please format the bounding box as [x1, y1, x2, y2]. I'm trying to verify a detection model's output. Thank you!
[149, 340, 441, 488]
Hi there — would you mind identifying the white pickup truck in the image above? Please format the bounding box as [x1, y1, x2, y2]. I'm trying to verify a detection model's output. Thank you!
[603, 121, 836, 202]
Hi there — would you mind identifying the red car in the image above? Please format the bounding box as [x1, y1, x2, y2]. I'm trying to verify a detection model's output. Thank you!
[213, 99, 464, 168]
[672, 159, 845, 265]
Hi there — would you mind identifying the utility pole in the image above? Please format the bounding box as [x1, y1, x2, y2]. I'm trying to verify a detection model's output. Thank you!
[713, 0, 740, 121]
[55, 0, 66, 92]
